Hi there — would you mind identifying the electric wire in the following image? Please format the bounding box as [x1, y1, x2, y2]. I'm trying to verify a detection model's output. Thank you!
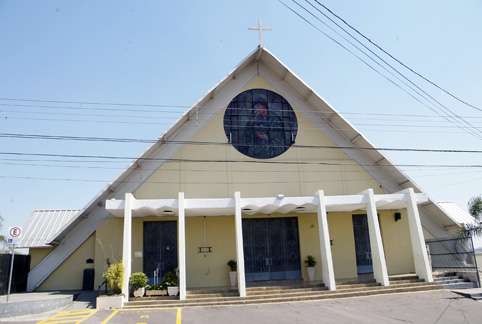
[310, 0, 482, 112]
[280, 0, 482, 138]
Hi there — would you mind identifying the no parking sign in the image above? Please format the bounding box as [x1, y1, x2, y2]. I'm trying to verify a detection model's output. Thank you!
[8, 226, 22, 244]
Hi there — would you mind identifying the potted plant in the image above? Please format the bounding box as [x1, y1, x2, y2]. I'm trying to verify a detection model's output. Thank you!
[145, 283, 167, 297]
[162, 271, 179, 296]
[227, 259, 237, 288]
[97, 262, 124, 310]
[130, 272, 148, 298]
[304, 255, 316, 281]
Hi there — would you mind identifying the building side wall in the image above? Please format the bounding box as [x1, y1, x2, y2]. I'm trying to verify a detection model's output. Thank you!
[379, 210, 415, 275]
[37, 234, 95, 291]
[94, 217, 123, 288]
[30, 247, 52, 270]
[40, 209, 416, 290]
[328, 212, 358, 280]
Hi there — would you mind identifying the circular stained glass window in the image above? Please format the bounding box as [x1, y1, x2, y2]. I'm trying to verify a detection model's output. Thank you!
[223, 89, 298, 159]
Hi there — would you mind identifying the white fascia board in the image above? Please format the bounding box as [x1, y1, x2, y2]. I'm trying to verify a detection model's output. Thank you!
[105, 192, 428, 217]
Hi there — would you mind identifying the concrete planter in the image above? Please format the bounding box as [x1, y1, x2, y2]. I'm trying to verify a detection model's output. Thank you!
[307, 267, 315, 281]
[229, 271, 237, 288]
[133, 287, 145, 298]
[167, 286, 179, 296]
[145, 289, 167, 297]
[96, 295, 123, 310]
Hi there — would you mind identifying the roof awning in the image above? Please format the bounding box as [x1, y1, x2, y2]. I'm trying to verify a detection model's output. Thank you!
[105, 190, 429, 217]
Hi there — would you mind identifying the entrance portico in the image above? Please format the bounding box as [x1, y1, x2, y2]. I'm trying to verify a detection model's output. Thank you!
[106, 188, 433, 302]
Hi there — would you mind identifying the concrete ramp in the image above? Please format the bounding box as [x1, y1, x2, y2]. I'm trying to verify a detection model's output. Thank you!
[0, 292, 73, 318]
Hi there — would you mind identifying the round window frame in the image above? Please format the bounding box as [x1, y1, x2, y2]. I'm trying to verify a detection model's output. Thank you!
[223, 88, 298, 159]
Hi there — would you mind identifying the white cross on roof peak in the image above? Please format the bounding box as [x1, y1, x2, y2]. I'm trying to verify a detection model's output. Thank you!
[248, 18, 272, 47]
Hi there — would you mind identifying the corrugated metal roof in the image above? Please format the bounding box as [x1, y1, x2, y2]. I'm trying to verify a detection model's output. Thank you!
[18, 209, 80, 248]
[435, 202, 476, 226]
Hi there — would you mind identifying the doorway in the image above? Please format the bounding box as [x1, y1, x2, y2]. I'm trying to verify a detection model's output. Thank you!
[143, 221, 178, 284]
[242, 217, 301, 282]
[352, 215, 373, 274]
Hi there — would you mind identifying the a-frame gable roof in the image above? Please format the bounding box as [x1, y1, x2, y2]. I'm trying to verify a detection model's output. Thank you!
[27, 46, 455, 291]
[51, 46, 456, 243]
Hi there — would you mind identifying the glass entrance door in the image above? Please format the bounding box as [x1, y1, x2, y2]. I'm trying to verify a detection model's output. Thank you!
[352, 215, 373, 274]
[243, 217, 301, 282]
[143, 221, 178, 284]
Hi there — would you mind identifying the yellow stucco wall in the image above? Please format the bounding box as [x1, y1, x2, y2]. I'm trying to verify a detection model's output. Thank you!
[134, 75, 382, 200]
[30, 247, 52, 270]
[328, 213, 358, 280]
[40, 210, 417, 290]
[37, 234, 95, 291]
[379, 210, 415, 275]
[94, 217, 123, 288]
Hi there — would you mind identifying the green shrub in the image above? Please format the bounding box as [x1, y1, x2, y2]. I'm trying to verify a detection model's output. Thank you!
[130, 272, 148, 290]
[103, 262, 123, 294]
[227, 259, 237, 272]
[304, 255, 316, 267]
[162, 271, 178, 287]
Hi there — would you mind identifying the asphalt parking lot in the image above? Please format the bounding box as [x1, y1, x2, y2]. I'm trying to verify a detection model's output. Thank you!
[4, 290, 482, 324]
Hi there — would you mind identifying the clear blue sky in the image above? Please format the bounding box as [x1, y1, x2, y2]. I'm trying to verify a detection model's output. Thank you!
[0, 0, 481, 234]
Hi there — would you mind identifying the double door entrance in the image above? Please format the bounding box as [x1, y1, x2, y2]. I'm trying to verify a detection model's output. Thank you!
[243, 217, 301, 282]
[143, 221, 178, 284]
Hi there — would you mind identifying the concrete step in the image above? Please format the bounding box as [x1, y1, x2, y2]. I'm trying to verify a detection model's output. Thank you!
[126, 281, 445, 308]
[438, 282, 475, 289]
[434, 278, 467, 284]
[124, 282, 448, 309]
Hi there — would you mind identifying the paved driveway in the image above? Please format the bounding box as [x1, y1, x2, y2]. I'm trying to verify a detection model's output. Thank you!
[6, 290, 482, 324]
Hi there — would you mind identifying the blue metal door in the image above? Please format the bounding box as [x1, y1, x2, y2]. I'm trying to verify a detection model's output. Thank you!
[143, 221, 178, 284]
[352, 215, 373, 274]
[243, 218, 301, 282]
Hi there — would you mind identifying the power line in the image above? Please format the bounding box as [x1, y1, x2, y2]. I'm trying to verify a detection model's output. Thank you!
[1, 132, 482, 153]
[310, 0, 482, 112]
[2, 102, 482, 119]
[297, 0, 482, 137]
[4, 109, 482, 127]
[281, 0, 482, 139]
[0, 151, 480, 168]
[4, 115, 482, 133]
[0, 97, 191, 109]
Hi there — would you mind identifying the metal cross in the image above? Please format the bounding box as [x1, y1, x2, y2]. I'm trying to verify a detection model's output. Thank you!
[248, 18, 272, 47]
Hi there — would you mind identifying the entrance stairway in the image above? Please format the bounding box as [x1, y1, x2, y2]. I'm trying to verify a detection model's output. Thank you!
[124, 272, 474, 309]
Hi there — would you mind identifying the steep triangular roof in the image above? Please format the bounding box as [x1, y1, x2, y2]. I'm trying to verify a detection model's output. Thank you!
[27, 46, 456, 291]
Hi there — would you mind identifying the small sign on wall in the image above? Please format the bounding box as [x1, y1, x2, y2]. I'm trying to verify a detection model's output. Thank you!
[198, 246, 213, 253]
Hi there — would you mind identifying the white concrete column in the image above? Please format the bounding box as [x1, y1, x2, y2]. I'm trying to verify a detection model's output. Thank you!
[405, 188, 433, 282]
[365, 189, 389, 286]
[178, 192, 187, 300]
[316, 190, 336, 291]
[234, 191, 246, 297]
[122, 193, 134, 302]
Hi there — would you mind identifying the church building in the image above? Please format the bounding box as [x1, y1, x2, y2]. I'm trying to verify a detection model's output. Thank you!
[20, 46, 469, 305]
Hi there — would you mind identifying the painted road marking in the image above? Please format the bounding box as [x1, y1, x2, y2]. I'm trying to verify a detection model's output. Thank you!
[176, 307, 182, 324]
[37, 309, 96, 324]
[100, 309, 119, 324]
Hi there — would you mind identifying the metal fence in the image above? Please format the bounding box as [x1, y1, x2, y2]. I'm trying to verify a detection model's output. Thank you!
[425, 236, 480, 287]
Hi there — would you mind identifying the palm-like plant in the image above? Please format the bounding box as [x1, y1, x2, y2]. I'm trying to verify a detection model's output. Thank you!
[462, 195, 482, 237]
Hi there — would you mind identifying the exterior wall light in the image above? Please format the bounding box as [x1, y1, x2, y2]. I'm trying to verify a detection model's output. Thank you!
[394, 212, 402, 222]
